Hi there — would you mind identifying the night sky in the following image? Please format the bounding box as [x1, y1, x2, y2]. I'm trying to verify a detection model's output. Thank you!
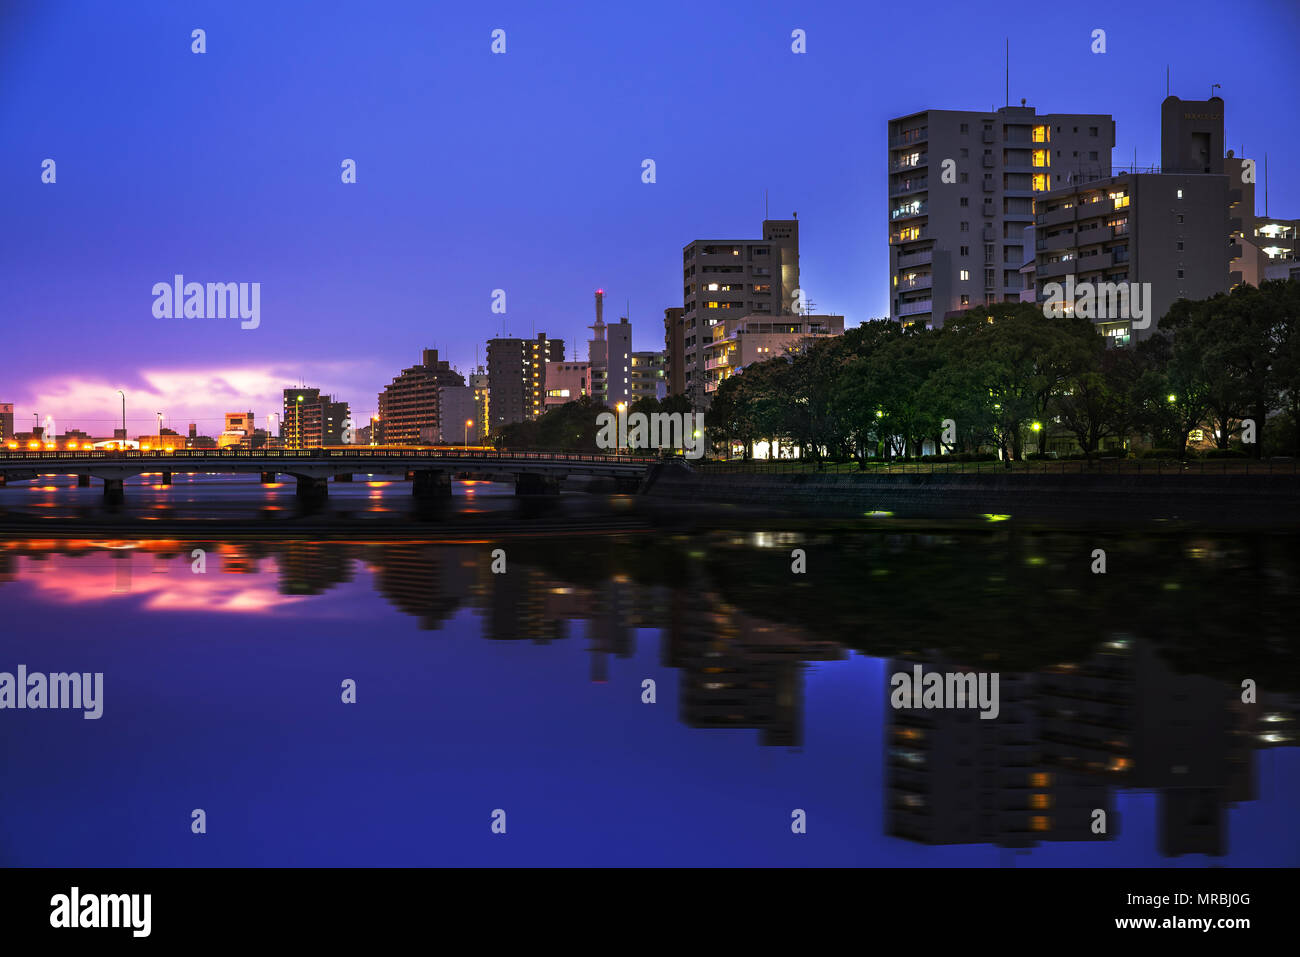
[3, 0, 1297, 434]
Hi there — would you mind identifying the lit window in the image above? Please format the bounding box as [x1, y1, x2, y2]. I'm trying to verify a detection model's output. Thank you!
[960, 269, 969, 281]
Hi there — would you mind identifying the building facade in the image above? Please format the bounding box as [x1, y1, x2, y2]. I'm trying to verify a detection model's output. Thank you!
[544, 361, 591, 408]
[0, 403, 12, 442]
[682, 218, 800, 406]
[486, 333, 564, 429]
[702, 315, 845, 394]
[1032, 97, 1234, 345]
[889, 105, 1115, 328]
[663, 307, 685, 397]
[376, 349, 465, 444]
[630, 351, 667, 401]
[282, 387, 350, 448]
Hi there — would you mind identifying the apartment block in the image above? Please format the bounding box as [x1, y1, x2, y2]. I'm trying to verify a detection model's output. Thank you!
[663, 307, 685, 397]
[1032, 97, 1233, 345]
[889, 105, 1115, 328]
[282, 387, 350, 449]
[702, 315, 844, 395]
[630, 351, 667, 401]
[682, 218, 800, 407]
[0, 403, 12, 441]
[375, 349, 465, 444]
[486, 334, 564, 429]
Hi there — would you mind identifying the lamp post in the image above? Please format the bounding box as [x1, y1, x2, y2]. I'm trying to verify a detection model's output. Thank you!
[616, 402, 626, 454]
[465, 419, 473, 447]
[116, 390, 126, 444]
[156, 411, 164, 443]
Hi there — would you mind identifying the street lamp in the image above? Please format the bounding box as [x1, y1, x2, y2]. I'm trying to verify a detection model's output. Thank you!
[616, 402, 627, 453]
[465, 419, 473, 447]
[156, 411, 163, 443]
[116, 390, 126, 439]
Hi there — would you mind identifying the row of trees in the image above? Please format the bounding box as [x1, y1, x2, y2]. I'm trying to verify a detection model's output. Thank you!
[705, 279, 1300, 462]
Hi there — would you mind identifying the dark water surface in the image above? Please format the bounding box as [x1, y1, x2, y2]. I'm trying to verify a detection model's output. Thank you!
[1, 474, 1296, 866]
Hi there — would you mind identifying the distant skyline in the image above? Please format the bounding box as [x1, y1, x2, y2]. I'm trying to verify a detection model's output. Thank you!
[3, 0, 1299, 432]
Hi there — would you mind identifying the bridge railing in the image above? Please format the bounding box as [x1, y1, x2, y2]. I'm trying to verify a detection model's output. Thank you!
[0, 447, 660, 465]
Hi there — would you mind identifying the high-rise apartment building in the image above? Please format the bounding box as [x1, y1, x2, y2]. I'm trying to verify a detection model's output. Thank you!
[1032, 96, 1233, 345]
[589, 293, 632, 409]
[282, 387, 350, 448]
[0, 403, 13, 442]
[888, 105, 1115, 328]
[486, 333, 564, 429]
[375, 349, 465, 444]
[469, 368, 490, 442]
[681, 219, 800, 406]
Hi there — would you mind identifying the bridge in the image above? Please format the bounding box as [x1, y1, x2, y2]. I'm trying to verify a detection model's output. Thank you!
[0, 447, 671, 502]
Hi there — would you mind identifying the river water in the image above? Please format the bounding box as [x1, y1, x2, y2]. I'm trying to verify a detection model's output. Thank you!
[1, 473, 1296, 865]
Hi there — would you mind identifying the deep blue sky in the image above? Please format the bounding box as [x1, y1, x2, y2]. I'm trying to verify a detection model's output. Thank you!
[2, 0, 1298, 433]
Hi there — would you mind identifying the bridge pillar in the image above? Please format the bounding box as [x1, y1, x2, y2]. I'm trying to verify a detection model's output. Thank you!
[260, 472, 276, 484]
[515, 473, 561, 496]
[295, 476, 329, 500]
[104, 478, 124, 504]
[334, 473, 353, 483]
[160, 471, 172, 485]
[412, 470, 452, 498]
[78, 474, 91, 487]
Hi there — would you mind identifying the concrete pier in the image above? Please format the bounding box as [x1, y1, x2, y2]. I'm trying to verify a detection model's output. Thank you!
[412, 470, 452, 498]
[295, 476, 329, 500]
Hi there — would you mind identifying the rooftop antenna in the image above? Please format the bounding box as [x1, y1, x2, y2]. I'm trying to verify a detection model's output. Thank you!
[1210, 82, 1221, 98]
[1005, 38, 1009, 108]
[765, 189, 769, 218]
[1265, 152, 1269, 216]
[1166, 66, 1169, 98]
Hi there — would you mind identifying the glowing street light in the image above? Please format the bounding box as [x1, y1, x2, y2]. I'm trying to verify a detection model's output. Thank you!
[116, 389, 126, 438]
[465, 419, 473, 447]
[1167, 393, 1177, 403]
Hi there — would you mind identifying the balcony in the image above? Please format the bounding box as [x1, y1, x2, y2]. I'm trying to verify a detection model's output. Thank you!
[895, 249, 933, 268]
[890, 201, 928, 221]
[1037, 258, 1077, 280]
[890, 177, 928, 196]
[890, 129, 928, 148]
[896, 299, 933, 317]
[889, 153, 928, 172]
[891, 226, 930, 244]
[897, 274, 932, 291]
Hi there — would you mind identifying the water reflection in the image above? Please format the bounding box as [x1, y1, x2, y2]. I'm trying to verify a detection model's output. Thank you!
[0, 529, 1296, 864]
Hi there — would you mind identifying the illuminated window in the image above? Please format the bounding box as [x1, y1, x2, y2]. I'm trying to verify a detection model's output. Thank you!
[1029, 772, 1052, 787]
[960, 269, 969, 280]
[1030, 816, 1051, 831]
[1032, 149, 1049, 168]
[1032, 173, 1050, 191]
[1029, 793, 1052, 809]
[1032, 125, 1049, 143]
